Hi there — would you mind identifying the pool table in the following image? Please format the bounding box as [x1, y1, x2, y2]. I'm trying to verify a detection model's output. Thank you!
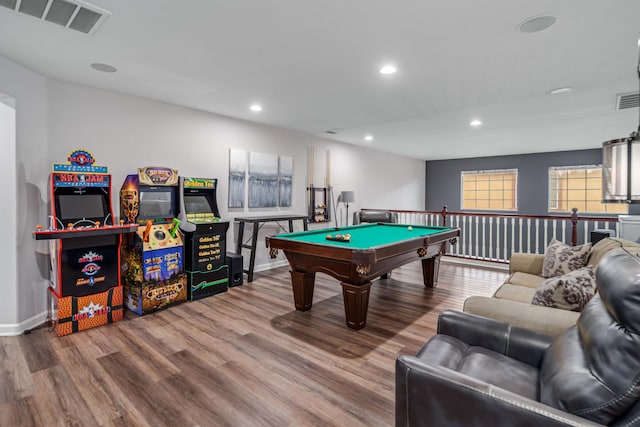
[266, 223, 459, 330]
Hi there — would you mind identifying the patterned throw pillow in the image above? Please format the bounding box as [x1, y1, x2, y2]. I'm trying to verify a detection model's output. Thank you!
[541, 239, 592, 278]
[531, 266, 597, 312]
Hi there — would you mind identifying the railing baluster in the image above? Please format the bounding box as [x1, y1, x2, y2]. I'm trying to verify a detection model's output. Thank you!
[516, 218, 521, 253]
[495, 217, 500, 261]
[535, 218, 540, 253]
[481, 217, 486, 259]
[474, 216, 479, 258]
[503, 217, 508, 261]
[454, 215, 460, 256]
[511, 217, 516, 258]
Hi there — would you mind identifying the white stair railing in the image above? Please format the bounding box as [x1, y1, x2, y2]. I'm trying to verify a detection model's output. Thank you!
[363, 208, 620, 264]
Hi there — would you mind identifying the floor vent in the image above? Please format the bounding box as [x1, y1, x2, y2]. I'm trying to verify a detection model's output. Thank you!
[616, 92, 640, 110]
[0, 0, 110, 36]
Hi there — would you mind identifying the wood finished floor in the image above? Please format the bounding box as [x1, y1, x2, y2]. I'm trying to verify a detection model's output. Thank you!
[0, 260, 507, 427]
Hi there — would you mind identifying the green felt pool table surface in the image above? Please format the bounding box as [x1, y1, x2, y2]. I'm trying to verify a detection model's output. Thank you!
[274, 223, 454, 249]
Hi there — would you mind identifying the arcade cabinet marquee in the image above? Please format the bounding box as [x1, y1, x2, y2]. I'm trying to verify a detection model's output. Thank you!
[33, 149, 137, 336]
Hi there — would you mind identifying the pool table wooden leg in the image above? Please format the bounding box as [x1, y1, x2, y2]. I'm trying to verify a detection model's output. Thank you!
[340, 281, 372, 330]
[290, 271, 315, 311]
[422, 255, 441, 288]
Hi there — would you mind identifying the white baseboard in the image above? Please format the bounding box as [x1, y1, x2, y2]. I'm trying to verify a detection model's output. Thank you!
[441, 256, 509, 271]
[0, 311, 48, 336]
[252, 259, 289, 273]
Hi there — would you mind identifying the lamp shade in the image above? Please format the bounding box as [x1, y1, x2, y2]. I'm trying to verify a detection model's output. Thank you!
[340, 191, 355, 204]
[602, 136, 640, 203]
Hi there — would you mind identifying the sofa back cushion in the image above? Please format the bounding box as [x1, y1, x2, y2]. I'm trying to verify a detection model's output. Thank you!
[587, 237, 640, 267]
[539, 249, 640, 425]
[354, 210, 397, 224]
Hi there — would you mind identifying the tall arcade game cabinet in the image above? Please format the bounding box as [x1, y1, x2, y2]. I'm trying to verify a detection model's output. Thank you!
[178, 177, 229, 300]
[120, 167, 187, 315]
[33, 149, 137, 336]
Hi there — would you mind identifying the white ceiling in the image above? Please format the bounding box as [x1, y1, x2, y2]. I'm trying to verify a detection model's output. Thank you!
[1, 0, 639, 160]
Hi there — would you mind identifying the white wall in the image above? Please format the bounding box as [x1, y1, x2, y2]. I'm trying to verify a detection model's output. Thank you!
[0, 55, 50, 335]
[0, 98, 16, 329]
[0, 66, 425, 334]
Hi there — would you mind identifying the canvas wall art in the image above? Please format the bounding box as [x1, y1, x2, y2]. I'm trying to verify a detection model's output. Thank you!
[278, 156, 293, 207]
[248, 152, 279, 208]
[228, 148, 246, 208]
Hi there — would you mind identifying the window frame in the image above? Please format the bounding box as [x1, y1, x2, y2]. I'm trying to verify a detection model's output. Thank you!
[460, 168, 518, 212]
[547, 164, 629, 215]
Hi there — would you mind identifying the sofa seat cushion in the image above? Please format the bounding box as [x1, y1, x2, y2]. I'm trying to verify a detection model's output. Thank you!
[463, 296, 579, 337]
[417, 335, 539, 399]
[494, 283, 538, 303]
[504, 272, 546, 289]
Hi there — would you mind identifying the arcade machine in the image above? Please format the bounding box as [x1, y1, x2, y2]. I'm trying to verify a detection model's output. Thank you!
[178, 177, 229, 300]
[33, 149, 137, 336]
[120, 167, 187, 315]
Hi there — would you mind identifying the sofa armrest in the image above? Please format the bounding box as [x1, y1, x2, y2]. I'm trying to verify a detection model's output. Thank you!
[509, 252, 545, 275]
[396, 355, 604, 427]
[463, 296, 579, 337]
[435, 310, 552, 367]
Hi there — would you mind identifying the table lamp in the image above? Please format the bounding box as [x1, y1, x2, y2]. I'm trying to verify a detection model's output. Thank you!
[340, 191, 355, 226]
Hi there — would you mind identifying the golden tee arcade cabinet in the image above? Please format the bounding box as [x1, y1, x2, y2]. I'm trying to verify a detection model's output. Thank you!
[120, 167, 187, 315]
[33, 149, 137, 336]
[178, 177, 229, 300]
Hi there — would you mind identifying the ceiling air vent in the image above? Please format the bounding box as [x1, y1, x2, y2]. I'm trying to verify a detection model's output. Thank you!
[616, 92, 640, 110]
[0, 0, 110, 35]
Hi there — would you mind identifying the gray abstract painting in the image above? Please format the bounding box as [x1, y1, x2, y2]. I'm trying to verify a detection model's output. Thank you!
[278, 156, 293, 207]
[248, 152, 278, 208]
[228, 148, 246, 208]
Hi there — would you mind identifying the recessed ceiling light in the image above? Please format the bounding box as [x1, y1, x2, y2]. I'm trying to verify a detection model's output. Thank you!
[470, 119, 482, 127]
[548, 87, 573, 95]
[250, 104, 262, 112]
[379, 65, 397, 75]
[364, 135, 373, 142]
[90, 63, 117, 73]
[517, 15, 556, 33]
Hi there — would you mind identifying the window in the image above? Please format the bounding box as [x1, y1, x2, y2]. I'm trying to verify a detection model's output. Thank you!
[548, 165, 628, 214]
[461, 169, 518, 211]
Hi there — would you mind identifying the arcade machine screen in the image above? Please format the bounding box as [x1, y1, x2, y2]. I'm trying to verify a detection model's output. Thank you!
[55, 191, 110, 225]
[184, 193, 214, 214]
[139, 188, 177, 219]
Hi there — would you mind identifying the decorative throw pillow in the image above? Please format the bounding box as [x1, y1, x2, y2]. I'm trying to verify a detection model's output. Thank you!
[531, 266, 597, 312]
[541, 239, 592, 278]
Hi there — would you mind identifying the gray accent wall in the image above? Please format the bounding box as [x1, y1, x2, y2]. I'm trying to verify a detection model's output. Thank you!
[425, 149, 640, 216]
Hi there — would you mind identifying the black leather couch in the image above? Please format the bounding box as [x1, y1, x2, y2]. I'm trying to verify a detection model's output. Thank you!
[396, 247, 640, 426]
[353, 210, 398, 225]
